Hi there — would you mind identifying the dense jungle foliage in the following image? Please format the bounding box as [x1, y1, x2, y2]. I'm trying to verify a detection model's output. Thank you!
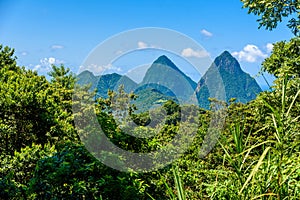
[0, 0, 299, 199]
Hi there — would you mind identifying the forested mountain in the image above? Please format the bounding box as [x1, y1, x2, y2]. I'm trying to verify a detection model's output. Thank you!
[76, 70, 99, 90]
[196, 51, 262, 108]
[132, 84, 178, 112]
[141, 55, 197, 101]
[96, 73, 138, 98]
[77, 55, 198, 110]
[78, 52, 262, 109]
[77, 71, 138, 98]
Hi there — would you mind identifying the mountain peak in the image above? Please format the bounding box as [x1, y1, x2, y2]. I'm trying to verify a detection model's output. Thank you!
[196, 50, 262, 109]
[153, 55, 170, 62]
[141, 55, 197, 100]
[153, 55, 179, 70]
[220, 50, 232, 57]
[214, 51, 242, 74]
[78, 70, 95, 77]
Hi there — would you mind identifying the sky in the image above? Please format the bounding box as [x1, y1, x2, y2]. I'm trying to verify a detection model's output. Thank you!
[0, 0, 294, 88]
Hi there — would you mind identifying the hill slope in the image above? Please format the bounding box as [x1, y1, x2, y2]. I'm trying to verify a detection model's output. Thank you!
[76, 70, 99, 91]
[77, 52, 262, 111]
[196, 51, 262, 108]
[96, 73, 138, 98]
[141, 55, 197, 101]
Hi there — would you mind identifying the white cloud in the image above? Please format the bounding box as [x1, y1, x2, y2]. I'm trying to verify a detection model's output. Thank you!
[21, 51, 28, 56]
[51, 45, 64, 49]
[33, 64, 41, 71]
[200, 29, 213, 37]
[181, 48, 210, 58]
[266, 43, 274, 53]
[137, 41, 158, 49]
[137, 41, 148, 49]
[232, 44, 268, 63]
[32, 57, 64, 73]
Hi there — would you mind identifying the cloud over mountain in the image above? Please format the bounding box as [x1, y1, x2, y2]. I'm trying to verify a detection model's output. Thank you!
[181, 48, 210, 58]
[232, 44, 267, 63]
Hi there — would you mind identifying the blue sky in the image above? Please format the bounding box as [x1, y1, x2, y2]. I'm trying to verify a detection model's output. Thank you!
[0, 0, 294, 87]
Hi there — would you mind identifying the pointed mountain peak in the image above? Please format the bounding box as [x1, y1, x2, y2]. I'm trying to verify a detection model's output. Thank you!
[220, 50, 232, 57]
[153, 55, 171, 63]
[141, 55, 197, 99]
[214, 51, 242, 73]
[153, 55, 179, 70]
[215, 51, 238, 64]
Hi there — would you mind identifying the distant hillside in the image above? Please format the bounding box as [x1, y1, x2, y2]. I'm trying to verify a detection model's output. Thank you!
[77, 52, 262, 111]
[196, 51, 262, 109]
[76, 70, 99, 91]
[96, 73, 138, 99]
[133, 84, 177, 113]
[141, 55, 197, 101]
[76, 71, 138, 98]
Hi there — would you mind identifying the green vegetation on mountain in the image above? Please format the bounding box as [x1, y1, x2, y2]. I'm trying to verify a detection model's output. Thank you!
[78, 52, 262, 110]
[77, 72, 138, 99]
[197, 51, 262, 109]
[96, 73, 122, 98]
[76, 70, 99, 90]
[141, 55, 197, 101]
[133, 84, 177, 113]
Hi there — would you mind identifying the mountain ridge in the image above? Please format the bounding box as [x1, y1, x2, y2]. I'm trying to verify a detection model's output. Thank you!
[196, 50, 262, 108]
[140, 55, 197, 102]
[77, 52, 262, 110]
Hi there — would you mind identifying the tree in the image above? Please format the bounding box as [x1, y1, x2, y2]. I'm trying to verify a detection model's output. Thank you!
[47, 65, 79, 143]
[0, 50, 52, 154]
[262, 37, 300, 78]
[29, 143, 146, 199]
[241, 0, 300, 36]
[0, 45, 17, 70]
[0, 143, 56, 199]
